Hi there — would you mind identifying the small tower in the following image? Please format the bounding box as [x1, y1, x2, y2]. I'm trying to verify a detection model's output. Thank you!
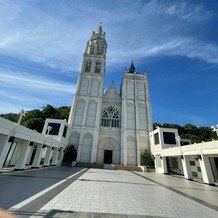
[68, 25, 107, 163]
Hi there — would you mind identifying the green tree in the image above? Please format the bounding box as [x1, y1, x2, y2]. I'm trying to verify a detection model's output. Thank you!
[183, 123, 198, 135]
[23, 118, 45, 133]
[57, 106, 70, 120]
[41, 104, 60, 119]
[141, 149, 154, 167]
[0, 113, 19, 122]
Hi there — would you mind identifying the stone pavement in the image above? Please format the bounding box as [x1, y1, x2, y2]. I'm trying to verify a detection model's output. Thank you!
[0, 167, 217, 217]
[0, 166, 85, 209]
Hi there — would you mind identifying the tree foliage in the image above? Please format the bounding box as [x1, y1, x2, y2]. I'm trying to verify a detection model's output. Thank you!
[0, 105, 70, 133]
[153, 122, 218, 143]
[141, 149, 154, 167]
[63, 145, 77, 163]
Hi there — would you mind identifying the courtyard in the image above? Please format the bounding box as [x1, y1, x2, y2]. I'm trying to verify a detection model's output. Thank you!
[0, 166, 217, 217]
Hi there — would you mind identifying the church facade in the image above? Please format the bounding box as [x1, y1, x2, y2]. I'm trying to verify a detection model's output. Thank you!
[68, 25, 153, 166]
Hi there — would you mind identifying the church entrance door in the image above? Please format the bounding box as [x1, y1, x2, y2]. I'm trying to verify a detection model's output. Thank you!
[104, 150, 113, 164]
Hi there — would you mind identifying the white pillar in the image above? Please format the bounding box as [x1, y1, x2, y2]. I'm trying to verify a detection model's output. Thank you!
[182, 156, 193, 180]
[0, 135, 13, 170]
[26, 144, 34, 165]
[43, 147, 52, 167]
[91, 130, 99, 163]
[210, 157, 218, 182]
[160, 156, 168, 174]
[9, 142, 21, 166]
[58, 148, 64, 164]
[14, 140, 31, 170]
[51, 148, 59, 166]
[76, 131, 84, 162]
[199, 155, 214, 185]
[4, 142, 16, 167]
[135, 100, 141, 166]
[145, 76, 153, 132]
[32, 144, 43, 168]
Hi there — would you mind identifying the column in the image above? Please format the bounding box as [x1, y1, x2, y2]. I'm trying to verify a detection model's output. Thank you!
[9, 142, 22, 166]
[199, 155, 214, 185]
[160, 156, 168, 174]
[51, 148, 59, 166]
[4, 142, 16, 167]
[182, 155, 193, 180]
[210, 157, 218, 182]
[0, 135, 13, 170]
[91, 130, 99, 163]
[145, 76, 153, 132]
[14, 140, 31, 170]
[26, 145, 34, 165]
[32, 144, 43, 168]
[76, 131, 84, 162]
[135, 100, 141, 166]
[43, 147, 52, 167]
[58, 147, 64, 164]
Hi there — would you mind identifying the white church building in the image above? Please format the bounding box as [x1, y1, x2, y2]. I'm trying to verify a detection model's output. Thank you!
[68, 25, 153, 166]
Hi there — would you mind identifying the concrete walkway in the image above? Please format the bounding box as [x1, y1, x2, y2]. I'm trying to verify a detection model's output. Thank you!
[0, 167, 217, 217]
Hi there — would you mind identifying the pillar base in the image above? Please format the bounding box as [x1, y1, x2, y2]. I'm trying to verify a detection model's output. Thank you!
[43, 165, 49, 167]
[51, 164, 56, 166]
[187, 178, 193, 181]
[14, 169, 24, 171]
[31, 167, 40, 169]
[206, 183, 215, 186]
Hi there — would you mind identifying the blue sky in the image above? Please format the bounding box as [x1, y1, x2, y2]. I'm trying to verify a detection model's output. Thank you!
[0, 0, 217, 127]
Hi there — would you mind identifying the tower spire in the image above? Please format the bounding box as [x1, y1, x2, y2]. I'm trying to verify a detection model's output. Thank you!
[129, 61, 136, 73]
[84, 24, 107, 56]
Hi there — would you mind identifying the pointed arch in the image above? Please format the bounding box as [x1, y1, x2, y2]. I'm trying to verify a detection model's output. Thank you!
[86, 100, 97, 127]
[127, 135, 137, 166]
[70, 131, 80, 150]
[84, 60, 91, 72]
[80, 132, 93, 163]
[101, 106, 120, 127]
[79, 77, 90, 95]
[90, 78, 100, 96]
[138, 103, 148, 130]
[73, 99, 85, 126]
[95, 61, 101, 73]
[127, 103, 135, 129]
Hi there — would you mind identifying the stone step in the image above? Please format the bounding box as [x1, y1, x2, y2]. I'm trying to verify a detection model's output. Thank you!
[103, 164, 115, 170]
[75, 162, 103, 169]
[114, 165, 143, 172]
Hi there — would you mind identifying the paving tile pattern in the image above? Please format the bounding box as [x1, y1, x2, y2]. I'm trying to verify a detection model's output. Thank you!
[0, 166, 83, 209]
[39, 169, 218, 217]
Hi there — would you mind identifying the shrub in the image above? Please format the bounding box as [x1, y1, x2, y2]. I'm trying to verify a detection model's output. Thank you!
[141, 149, 154, 167]
[63, 145, 77, 163]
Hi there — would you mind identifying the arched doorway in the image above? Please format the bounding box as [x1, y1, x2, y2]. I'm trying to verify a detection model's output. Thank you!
[97, 137, 120, 164]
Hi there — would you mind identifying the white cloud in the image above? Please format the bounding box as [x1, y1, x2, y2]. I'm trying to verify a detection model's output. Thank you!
[0, 0, 216, 73]
[0, 71, 76, 93]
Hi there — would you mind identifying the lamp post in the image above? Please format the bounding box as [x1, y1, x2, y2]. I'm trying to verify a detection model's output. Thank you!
[211, 125, 218, 137]
[47, 126, 53, 135]
[17, 109, 27, 125]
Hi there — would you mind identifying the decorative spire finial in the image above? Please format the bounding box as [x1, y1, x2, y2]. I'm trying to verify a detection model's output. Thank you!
[99, 22, 103, 34]
[129, 61, 136, 73]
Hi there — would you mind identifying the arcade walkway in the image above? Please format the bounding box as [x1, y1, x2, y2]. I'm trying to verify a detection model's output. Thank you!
[0, 167, 217, 217]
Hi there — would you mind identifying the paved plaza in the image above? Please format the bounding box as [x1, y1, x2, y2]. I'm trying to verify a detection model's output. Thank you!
[0, 166, 217, 217]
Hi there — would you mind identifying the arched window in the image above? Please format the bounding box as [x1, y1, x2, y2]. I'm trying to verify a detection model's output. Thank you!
[85, 60, 91, 72]
[101, 106, 120, 127]
[95, 61, 101, 73]
[97, 43, 104, 55]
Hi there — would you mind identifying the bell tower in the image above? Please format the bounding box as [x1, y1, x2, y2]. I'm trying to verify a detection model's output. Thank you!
[68, 24, 107, 163]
